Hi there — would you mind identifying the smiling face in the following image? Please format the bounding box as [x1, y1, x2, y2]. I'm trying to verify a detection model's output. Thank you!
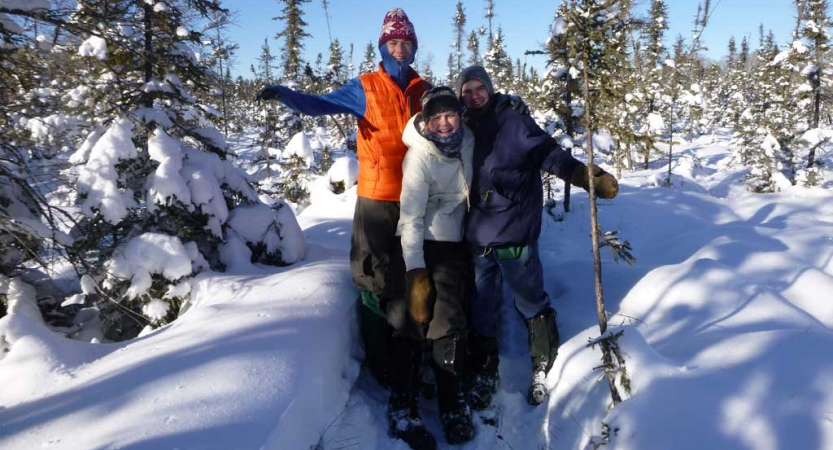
[460, 79, 490, 110]
[385, 39, 413, 62]
[425, 111, 461, 137]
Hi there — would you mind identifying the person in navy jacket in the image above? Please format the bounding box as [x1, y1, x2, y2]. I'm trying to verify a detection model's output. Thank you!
[454, 65, 618, 408]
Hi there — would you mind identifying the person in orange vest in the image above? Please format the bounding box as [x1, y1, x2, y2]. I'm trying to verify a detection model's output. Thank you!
[257, 8, 436, 450]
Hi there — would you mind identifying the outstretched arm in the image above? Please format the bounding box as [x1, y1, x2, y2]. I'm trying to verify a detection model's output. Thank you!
[256, 78, 367, 119]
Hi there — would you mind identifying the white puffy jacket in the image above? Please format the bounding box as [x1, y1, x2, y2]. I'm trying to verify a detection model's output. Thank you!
[397, 114, 474, 271]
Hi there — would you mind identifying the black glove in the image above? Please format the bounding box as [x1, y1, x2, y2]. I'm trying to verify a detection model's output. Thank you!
[570, 163, 619, 199]
[508, 94, 530, 116]
[406, 268, 436, 327]
[255, 86, 282, 102]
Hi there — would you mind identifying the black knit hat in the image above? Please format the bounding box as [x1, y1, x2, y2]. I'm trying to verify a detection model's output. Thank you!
[420, 86, 462, 121]
[454, 65, 494, 99]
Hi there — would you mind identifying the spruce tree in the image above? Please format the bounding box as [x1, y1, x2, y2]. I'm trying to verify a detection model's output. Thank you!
[484, 26, 513, 91]
[801, 0, 831, 168]
[467, 30, 482, 65]
[545, 1, 583, 210]
[447, 52, 456, 85]
[360, 41, 376, 74]
[272, 0, 312, 150]
[63, 0, 298, 339]
[273, 0, 311, 82]
[0, 4, 73, 321]
[256, 38, 277, 83]
[738, 29, 792, 191]
[453, 1, 467, 74]
[562, 0, 633, 406]
[202, 5, 239, 138]
[326, 38, 346, 85]
[484, 0, 496, 41]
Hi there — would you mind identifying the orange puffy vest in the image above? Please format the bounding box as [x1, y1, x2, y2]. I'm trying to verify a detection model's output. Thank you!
[356, 64, 430, 202]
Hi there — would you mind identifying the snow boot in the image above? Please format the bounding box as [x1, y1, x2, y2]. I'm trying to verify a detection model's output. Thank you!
[525, 307, 560, 406]
[433, 336, 475, 444]
[388, 338, 437, 450]
[466, 335, 500, 411]
[358, 290, 392, 387]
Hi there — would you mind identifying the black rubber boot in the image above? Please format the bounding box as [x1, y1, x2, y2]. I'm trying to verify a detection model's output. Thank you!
[433, 336, 475, 445]
[466, 335, 500, 411]
[388, 338, 437, 450]
[358, 291, 392, 387]
[525, 307, 560, 406]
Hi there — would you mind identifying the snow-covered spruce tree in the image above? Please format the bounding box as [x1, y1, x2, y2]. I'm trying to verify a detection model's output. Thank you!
[325, 38, 346, 84]
[274, 0, 310, 83]
[254, 37, 282, 167]
[656, 36, 687, 186]
[360, 41, 376, 75]
[256, 36, 277, 84]
[311, 37, 353, 172]
[278, 132, 313, 206]
[728, 37, 752, 129]
[720, 36, 741, 127]
[448, 0, 466, 78]
[613, 35, 656, 176]
[628, 0, 670, 169]
[0, 1, 82, 324]
[699, 62, 726, 128]
[738, 30, 794, 192]
[543, 2, 585, 211]
[564, 0, 633, 405]
[271, 0, 312, 150]
[796, 0, 831, 182]
[659, 1, 714, 147]
[726, 37, 757, 167]
[445, 53, 455, 86]
[66, 0, 303, 340]
[484, 26, 514, 92]
[467, 30, 481, 66]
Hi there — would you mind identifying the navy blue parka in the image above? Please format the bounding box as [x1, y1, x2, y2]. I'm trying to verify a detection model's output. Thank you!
[463, 93, 580, 248]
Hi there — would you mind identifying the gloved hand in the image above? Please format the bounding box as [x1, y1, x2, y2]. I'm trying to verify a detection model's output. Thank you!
[508, 94, 530, 116]
[570, 163, 619, 199]
[406, 268, 436, 327]
[255, 86, 282, 102]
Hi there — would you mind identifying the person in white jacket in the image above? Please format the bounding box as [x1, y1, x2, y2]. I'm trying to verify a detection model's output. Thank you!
[391, 86, 475, 446]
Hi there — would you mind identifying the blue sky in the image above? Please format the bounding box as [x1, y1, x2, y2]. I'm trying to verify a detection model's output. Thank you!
[226, 0, 806, 80]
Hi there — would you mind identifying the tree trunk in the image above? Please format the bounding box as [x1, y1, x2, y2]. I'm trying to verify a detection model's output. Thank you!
[625, 141, 634, 171]
[143, 4, 154, 109]
[564, 147, 573, 213]
[582, 55, 621, 406]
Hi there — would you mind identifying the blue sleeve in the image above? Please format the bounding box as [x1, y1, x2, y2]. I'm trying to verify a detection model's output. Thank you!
[272, 78, 367, 119]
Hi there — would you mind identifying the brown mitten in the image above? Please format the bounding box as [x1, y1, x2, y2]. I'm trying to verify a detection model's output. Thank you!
[570, 163, 619, 199]
[593, 169, 619, 199]
[406, 268, 436, 327]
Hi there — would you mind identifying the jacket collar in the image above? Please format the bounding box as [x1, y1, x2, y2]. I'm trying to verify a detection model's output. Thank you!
[379, 45, 416, 90]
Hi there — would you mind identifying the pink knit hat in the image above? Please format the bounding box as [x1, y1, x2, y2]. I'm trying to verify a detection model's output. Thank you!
[378, 8, 418, 49]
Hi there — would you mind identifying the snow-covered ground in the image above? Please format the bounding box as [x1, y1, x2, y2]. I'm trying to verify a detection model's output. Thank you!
[2, 131, 833, 450]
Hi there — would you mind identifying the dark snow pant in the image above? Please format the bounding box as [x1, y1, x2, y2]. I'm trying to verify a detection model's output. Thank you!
[469, 241, 552, 338]
[351, 197, 405, 385]
[387, 240, 471, 342]
[350, 197, 406, 303]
